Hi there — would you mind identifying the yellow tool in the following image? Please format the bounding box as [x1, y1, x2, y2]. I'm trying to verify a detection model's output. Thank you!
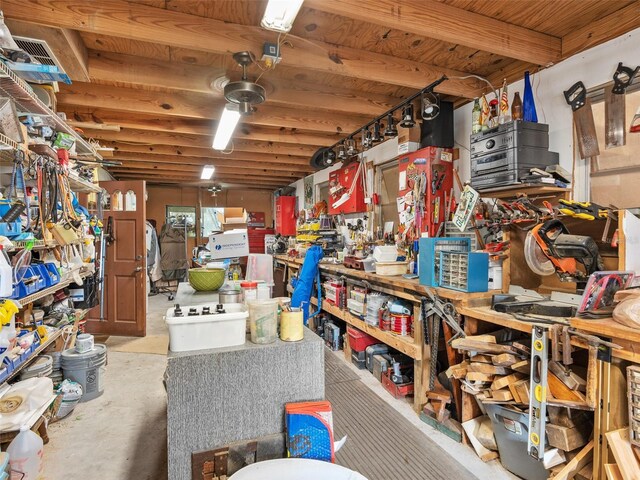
[558, 199, 608, 220]
[0, 300, 19, 329]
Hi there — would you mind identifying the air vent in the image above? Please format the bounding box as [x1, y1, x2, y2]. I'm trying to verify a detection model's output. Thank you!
[13, 36, 67, 73]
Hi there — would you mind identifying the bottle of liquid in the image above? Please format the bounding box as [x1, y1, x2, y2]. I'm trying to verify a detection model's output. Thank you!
[7, 425, 43, 480]
[471, 98, 481, 134]
[0, 246, 12, 297]
[522, 71, 538, 122]
[511, 92, 523, 121]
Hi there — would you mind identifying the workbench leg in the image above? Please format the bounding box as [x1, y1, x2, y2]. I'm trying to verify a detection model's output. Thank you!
[594, 359, 628, 480]
[442, 322, 462, 422]
[413, 304, 428, 414]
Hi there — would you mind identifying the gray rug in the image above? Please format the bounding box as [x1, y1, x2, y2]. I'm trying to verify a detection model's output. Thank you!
[326, 349, 478, 480]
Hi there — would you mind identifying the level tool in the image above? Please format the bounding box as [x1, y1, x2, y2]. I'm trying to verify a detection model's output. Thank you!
[527, 326, 549, 460]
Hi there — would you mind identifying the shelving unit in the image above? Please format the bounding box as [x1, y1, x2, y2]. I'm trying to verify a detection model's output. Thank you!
[16, 270, 92, 307]
[0, 61, 101, 161]
[1, 328, 63, 386]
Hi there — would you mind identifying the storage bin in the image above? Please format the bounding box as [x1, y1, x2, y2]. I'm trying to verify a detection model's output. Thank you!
[365, 344, 389, 372]
[351, 350, 366, 369]
[485, 403, 548, 480]
[372, 354, 390, 382]
[247, 299, 278, 344]
[375, 262, 408, 276]
[165, 303, 249, 352]
[347, 326, 378, 352]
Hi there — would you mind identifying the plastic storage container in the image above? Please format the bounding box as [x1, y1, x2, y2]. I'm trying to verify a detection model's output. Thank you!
[241, 281, 258, 304]
[165, 303, 248, 352]
[365, 344, 389, 372]
[247, 299, 278, 344]
[280, 310, 304, 342]
[347, 326, 378, 352]
[7, 425, 43, 480]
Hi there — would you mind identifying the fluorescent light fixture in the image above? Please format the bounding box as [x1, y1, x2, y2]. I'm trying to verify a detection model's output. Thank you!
[261, 0, 304, 33]
[200, 165, 215, 180]
[212, 104, 241, 150]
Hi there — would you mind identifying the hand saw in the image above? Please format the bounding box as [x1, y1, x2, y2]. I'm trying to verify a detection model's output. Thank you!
[605, 62, 639, 149]
[564, 81, 600, 160]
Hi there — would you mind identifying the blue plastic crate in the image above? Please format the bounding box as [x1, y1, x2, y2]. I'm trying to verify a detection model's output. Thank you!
[439, 251, 489, 293]
[419, 237, 471, 287]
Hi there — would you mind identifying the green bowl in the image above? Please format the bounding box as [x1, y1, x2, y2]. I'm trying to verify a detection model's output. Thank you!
[188, 268, 226, 292]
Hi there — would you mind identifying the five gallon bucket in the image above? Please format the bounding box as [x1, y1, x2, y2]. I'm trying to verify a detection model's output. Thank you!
[61, 344, 107, 402]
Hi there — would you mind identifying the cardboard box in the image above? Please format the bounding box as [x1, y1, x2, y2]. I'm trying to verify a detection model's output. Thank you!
[207, 230, 249, 259]
[398, 125, 421, 155]
[224, 207, 246, 223]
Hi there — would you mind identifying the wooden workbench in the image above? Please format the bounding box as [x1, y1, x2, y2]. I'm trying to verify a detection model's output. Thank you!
[276, 254, 638, 479]
[275, 255, 494, 414]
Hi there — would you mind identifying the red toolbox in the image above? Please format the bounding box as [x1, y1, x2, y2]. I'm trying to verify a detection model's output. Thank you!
[398, 146, 453, 237]
[328, 163, 366, 215]
[347, 326, 378, 352]
[275, 196, 296, 236]
[247, 227, 275, 253]
[381, 370, 414, 398]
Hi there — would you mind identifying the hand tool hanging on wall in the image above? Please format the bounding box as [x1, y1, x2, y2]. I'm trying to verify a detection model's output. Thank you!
[564, 81, 600, 168]
[605, 62, 639, 148]
[528, 326, 549, 460]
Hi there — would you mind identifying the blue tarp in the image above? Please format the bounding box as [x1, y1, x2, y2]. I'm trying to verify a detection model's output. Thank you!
[290, 245, 323, 324]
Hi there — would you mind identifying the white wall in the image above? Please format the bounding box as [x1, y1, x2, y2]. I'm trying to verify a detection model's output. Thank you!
[292, 27, 640, 204]
[454, 27, 640, 201]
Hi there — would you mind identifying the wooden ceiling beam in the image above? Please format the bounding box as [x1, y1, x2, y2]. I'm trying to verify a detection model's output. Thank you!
[109, 153, 313, 173]
[87, 51, 403, 116]
[305, 0, 562, 66]
[111, 170, 290, 186]
[114, 175, 279, 190]
[108, 167, 298, 182]
[107, 146, 310, 168]
[57, 82, 369, 134]
[561, 2, 640, 58]
[88, 130, 318, 158]
[2, 0, 483, 97]
[63, 108, 339, 146]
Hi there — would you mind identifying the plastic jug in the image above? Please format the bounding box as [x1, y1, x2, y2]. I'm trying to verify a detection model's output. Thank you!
[7, 425, 43, 480]
[0, 300, 18, 353]
[0, 247, 12, 297]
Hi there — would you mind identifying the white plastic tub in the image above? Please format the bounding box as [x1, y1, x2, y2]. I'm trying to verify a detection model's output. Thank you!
[229, 459, 368, 480]
[165, 303, 249, 352]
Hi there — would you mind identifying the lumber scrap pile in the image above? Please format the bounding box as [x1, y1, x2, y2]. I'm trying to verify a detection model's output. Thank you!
[447, 334, 594, 475]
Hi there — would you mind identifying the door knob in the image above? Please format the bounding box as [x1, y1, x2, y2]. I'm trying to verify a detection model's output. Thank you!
[136, 255, 143, 260]
[135, 266, 143, 272]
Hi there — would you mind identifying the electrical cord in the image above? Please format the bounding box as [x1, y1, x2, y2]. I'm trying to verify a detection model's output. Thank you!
[449, 74, 499, 99]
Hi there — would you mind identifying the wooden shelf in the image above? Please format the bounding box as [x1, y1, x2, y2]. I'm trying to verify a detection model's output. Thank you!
[16, 270, 92, 307]
[0, 61, 101, 161]
[311, 297, 421, 359]
[477, 185, 570, 200]
[275, 256, 494, 305]
[1, 328, 63, 386]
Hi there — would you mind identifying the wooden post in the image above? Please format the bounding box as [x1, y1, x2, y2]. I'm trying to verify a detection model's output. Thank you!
[413, 302, 429, 413]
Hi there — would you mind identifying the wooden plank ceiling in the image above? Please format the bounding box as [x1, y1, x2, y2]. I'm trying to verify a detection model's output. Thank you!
[3, 0, 639, 189]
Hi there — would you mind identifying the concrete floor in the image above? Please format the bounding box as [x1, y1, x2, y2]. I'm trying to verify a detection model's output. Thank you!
[43, 294, 515, 480]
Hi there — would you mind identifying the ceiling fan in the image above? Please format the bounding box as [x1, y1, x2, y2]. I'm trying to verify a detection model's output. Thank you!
[208, 185, 223, 197]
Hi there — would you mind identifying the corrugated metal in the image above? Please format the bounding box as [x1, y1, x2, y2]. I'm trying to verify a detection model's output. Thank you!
[325, 349, 478, 480]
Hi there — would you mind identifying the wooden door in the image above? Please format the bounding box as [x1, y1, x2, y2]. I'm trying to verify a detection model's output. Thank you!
[86, 180, 147, 337]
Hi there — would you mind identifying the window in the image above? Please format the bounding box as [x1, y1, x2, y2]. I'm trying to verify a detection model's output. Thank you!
[166, 205, 196, 237]
[201, 207, 224, 237]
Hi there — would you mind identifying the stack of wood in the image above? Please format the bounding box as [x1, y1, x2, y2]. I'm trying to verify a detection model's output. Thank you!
[449, 334, 589, 406]
[603, 428, 640, 480]
[446, 334, 594, 474]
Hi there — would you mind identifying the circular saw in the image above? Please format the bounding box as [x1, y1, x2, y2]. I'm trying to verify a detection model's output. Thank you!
[524, 219, 603, 283]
